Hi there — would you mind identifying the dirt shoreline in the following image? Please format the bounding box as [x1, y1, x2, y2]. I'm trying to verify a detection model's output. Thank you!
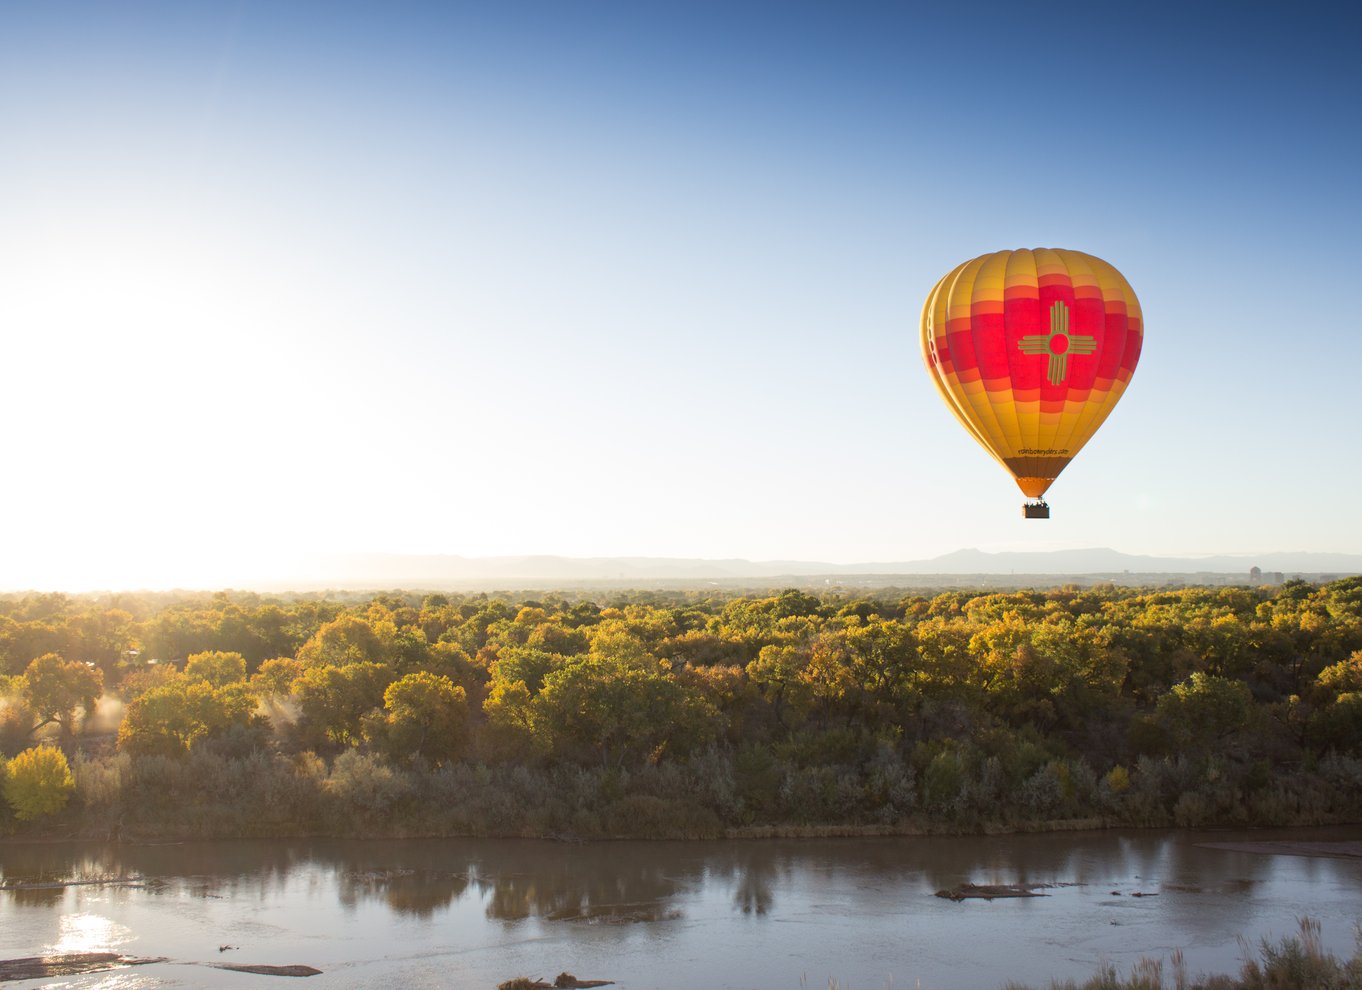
[0, 816, 1118, 845]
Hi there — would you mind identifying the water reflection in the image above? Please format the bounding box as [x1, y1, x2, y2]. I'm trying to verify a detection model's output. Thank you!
[4, 884, 67, 907]
[1, 829, 1359, 990]
[470, 844, 695, 922]
[338, 867, 470, 918]
[1, 830, 1357, 931]
[733, 864, 773, 914]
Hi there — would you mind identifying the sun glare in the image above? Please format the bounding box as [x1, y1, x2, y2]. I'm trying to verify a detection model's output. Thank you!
[51, 912, 135, 954]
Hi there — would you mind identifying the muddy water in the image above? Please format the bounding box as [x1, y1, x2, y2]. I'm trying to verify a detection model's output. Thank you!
[1, 827, 1359, 989]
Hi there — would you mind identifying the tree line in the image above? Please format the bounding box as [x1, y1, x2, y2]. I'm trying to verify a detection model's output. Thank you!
[1, 579, 1360, 837]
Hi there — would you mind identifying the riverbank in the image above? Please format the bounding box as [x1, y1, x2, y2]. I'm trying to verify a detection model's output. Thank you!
[5, 812, 1361, 848]
[5, 743, 1362, 845]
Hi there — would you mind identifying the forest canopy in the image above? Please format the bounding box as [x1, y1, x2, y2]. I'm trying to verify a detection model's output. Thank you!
[1, 579, 1360, 839]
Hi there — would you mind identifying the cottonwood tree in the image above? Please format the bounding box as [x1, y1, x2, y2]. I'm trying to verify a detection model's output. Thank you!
[19, 653, 102, 736]
[250, 657, 306, 697]
[184, 651, 248, 688]
[536, 652, 718, 767]
[292, 662, 391, 747]
[117, 678, 255, 756]
[296, 616, 390, 667]
[369, 671, 469, 763]
[1155, 672, 1255, 748]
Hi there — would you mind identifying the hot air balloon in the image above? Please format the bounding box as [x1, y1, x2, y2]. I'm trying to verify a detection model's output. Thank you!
[920, 248, 1142, 518]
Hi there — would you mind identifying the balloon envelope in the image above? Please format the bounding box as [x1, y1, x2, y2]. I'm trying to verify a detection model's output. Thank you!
[920, 248, 1142, 499]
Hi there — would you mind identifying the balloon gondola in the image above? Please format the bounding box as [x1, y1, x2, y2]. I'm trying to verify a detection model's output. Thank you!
[920, 248, 1143, 517]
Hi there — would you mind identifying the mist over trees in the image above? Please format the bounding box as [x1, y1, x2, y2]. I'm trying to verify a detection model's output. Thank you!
[1, 579, 1360, 838]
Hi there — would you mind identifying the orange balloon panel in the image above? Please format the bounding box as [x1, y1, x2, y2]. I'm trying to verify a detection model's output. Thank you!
[920, 249, 1142, 499]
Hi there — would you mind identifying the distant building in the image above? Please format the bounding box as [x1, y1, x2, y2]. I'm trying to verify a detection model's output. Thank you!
[1250, 566, 1262, 581]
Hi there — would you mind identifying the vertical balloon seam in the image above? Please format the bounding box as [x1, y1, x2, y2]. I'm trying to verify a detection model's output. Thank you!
[1034, 249, 1127, 492]
[1090, 256, 1130, 400]
[990, 249, 1031, 461]
[921, 269, 992, 459]
[1046, 250, 1106, 467]
[1120, 272, 1144, 385]
[955, 253, 1016, 467]
[1004, 247, 1061, 496]
[927, 261, 1012, 475]
[964, 250, 1037, 482]
[1003, 248, 1042, 461]
[936, 258, 999, 455]
[1073, 253, 1135, 450]
[924, 271, 995, 457]
[1034, 246, 1076, 466]
[1051, 253, 1140, 466]
[929, 262, 1009, 471]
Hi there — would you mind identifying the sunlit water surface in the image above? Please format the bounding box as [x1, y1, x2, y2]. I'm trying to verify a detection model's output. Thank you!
[1, 828, 1359, 990]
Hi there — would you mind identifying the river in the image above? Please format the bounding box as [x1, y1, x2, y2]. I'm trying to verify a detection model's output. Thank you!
[2, 827, 1359, 989]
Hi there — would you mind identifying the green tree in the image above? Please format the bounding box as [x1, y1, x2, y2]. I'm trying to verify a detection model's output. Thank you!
[250, 657, 306, 697]
[3, 745, 75, 821]
[1316, 651, 1362, 697]
[61, 609, 135, 671]
[422, 641, 483, 695]
[490, 647, 562, 695]
[296, 615, 390, 667]
[537, 652, 718, 766]
[1155, 672, 1255, 748]
[117, 662, 180, 700]
[481, 677, 549, 761]
[1310, 693, 1362, 754]
[19, 653, 103, 736]
[184, 651, 248, 688]
[370, 671, 469, 763]
[292, 662, 391, 746]
[139, 608, 220, 663]
[746, 644, 812, 728]
[117, 678, 255, 756]
[524, 620, 589, 656]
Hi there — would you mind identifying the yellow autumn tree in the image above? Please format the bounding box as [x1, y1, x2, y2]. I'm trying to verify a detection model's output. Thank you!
[4, 745, 75, 821]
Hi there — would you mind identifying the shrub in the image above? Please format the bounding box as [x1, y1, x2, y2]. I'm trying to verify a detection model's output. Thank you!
[734, 743, 782, 818]
[922, 747, 969, 816]
[1172, 790, 1210, 828]
[1020, 761, 1074, 819]
[74, 752, 127, 812]
[1104, 764, 1131, 794]
[325, 750, 414, 822]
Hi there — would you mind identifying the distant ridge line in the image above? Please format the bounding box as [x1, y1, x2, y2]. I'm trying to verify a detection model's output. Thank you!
[290, 548, 1362, 586]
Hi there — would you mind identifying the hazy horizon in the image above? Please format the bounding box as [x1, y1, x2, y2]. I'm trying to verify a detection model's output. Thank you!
[4, 545, 1360, 596]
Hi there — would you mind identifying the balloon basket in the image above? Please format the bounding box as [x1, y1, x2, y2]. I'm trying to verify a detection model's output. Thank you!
[1023, 501, 1050, 519]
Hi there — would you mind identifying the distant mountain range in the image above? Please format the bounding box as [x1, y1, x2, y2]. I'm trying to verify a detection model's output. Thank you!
[275, 548, 1362, 589]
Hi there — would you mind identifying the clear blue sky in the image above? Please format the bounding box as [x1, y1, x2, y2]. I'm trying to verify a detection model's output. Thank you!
[1, 1, 1359, 589]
